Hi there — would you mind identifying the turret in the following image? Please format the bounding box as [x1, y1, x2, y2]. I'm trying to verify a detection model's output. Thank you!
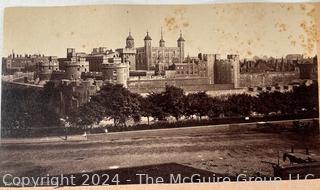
[159, 28, 165, 48]
[177, 31, 185, 63]
[12, 50, 15, 59]
[144, 32, 152, 70]
[144, 31, 152, 44]
[227, 54, 240, 88]
[126, 31, 135, 49]
[67, 48, 76, 59]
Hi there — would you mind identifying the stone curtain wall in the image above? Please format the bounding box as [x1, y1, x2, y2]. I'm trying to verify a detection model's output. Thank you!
[128, 77, 234, 93]
[239, 71, 300, 87]
[128, 71, 301, 92]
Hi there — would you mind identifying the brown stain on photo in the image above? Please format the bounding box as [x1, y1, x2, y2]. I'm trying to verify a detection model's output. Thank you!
[300, 4, 306, 11]
[307, 7, 316, 17]
[275, 23, 287, 32]
[286, 5, 294, 11]
[299, 7, 317, 56]
[288, 35, 297, 46]
[164, 7, 189, 31]
[3, 3, 318, 63]
[274, 4, 317, 56]
[182, 22, 189, 27]
[233, 35, 239, 41]
[164, 17, 178, 31]
[174, 7, 187, 18]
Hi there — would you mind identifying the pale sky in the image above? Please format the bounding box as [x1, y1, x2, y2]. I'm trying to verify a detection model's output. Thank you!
[3, 3, 318, 58]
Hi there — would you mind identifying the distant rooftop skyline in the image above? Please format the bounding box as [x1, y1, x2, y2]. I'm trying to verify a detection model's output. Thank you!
[3, 3, 318, 58]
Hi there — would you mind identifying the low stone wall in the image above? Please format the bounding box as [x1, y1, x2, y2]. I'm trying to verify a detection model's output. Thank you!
[239, 72, 300, 87]
[129, 77, 208, 86]
[128, 77, 235, 93]
[2, 81, 44, 90]
[128, 71, 300, 93]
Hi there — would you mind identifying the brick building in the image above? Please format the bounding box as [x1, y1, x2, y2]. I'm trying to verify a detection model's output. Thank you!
[2, 52, 58, 75]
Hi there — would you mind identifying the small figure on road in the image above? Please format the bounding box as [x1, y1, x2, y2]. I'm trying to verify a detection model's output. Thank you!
[83, 131, 88, 140]
[60, 117, 70, 140]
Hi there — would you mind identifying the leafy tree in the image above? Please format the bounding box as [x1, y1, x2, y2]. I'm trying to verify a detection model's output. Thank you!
[145, 92, 169, 121]
[225, 94, 256, 116]
[129, 92, 144, 124]
[98, 83, 142, 127]
[70, 83, 144, 128]
[144, 86, 186, 121]
[1, 82, 60, 137]
[208, 97, 225, 119]
[40, 81, 61, 125]
[184, 91, 213, 119]
[140, 96, 153, 125]
[70, 96, 106, 128]
[291, 82, 318, 113]
[162, 85, 186, 120]
[256, 91, 294, 115]
[254, 82, 318, 116]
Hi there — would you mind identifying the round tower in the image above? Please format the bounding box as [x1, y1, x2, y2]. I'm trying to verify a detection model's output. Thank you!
[227, 54, 240, 88]
[67, 48, 76, 59]
[102, 57, 129, 87]
[144, 32, 152, 70]
[177, 31, 185, 63]
[37, 57, 59, 81]
[65, 57, 89, 80]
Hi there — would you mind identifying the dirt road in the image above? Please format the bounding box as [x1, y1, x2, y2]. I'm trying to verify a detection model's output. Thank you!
[1, 121, 319, 183]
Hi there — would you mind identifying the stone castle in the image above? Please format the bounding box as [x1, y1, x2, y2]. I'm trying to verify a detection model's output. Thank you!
[2, 30, 241, 89]
[2, 30, 318, 114]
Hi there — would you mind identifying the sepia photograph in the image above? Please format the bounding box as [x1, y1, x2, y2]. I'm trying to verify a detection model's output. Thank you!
[0, 2, 319, 187]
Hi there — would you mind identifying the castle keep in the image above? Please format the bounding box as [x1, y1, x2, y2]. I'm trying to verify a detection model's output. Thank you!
[114, 30, 185, 72]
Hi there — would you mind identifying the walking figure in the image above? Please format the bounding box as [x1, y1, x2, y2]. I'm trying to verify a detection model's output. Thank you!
[83, 131, 88, 140]
[60, 117, 70, 141]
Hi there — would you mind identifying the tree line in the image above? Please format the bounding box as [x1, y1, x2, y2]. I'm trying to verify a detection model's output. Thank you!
[70, 82, 318, 127]
[1, 82, 60, 137]
[1, 81, 318, 137]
